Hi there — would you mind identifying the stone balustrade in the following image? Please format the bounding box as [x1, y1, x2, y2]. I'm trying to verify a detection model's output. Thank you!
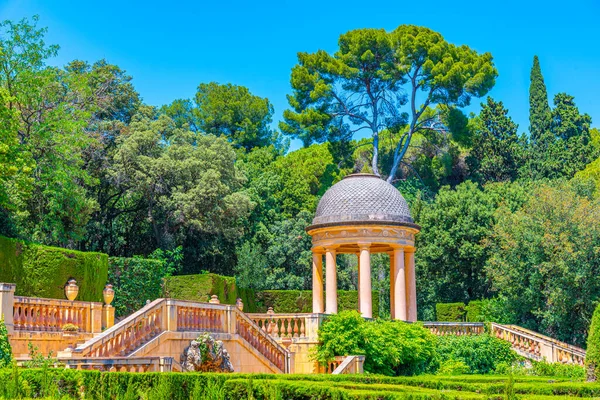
[491, 323, 585, 365]
[73, 298, 164, 358]
[332, 355, 365, 374]
[177, 304, 227, 333]
[247, 313, 325, 342]
[236, 311, 289, 372]
[69, 298, 290, 373]
[424, 322, 485, 336]
[315, 356, 345, 374]
[61, 356, 173, 372]
[13, 296, 103, 333]
[249, 313, 308, 339]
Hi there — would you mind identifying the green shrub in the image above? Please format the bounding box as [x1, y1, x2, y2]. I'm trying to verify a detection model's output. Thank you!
[315, 310, 437, 376]
[0, 316, 11, 368]
[108, 256, 166, 317]
[435, 302, 466, 322]
[586, 302, 600, 381]
[0, 236, 108, 301]
[435, 334, 518, 374]
[465, 300, 484, 322]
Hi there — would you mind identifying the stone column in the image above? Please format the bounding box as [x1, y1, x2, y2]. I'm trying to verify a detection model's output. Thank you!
[358, 243, 372, 318]
[325, 248, 338, 314]
[405, 249, 417, 322]
[0, 283, 16, 334]
[393, 247, 407, 321]
[389, 251, 395, 319]
[312, 252, 324, 314]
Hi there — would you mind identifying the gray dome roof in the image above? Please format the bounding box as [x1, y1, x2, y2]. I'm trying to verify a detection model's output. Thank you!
[309, 173, 415, 229]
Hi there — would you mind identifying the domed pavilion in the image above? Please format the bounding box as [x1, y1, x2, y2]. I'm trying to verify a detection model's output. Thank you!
[306, 173, 420, 321]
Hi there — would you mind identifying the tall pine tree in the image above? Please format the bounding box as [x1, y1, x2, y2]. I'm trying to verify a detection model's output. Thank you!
[529, 56, 552, 144]
[467, 97, 523, 183]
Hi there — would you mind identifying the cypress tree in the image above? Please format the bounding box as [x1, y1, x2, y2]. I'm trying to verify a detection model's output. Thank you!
[586, 304, 600, 381]
[528, 55, 552, 143]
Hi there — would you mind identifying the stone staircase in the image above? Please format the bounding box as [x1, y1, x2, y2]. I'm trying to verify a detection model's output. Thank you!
[61, 298, 290, 373]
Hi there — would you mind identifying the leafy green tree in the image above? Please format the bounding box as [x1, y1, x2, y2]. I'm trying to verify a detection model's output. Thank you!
[486, 180, 600, 346]
[282, 25, 497, 181]
[467, 97, 523, 183]
[109, 109, 253, 270]
[414, 181, 529, 319]
[0, 16, 98, 246]
[0, 315, 12, 368]
[195, 82, 280, 150]
[529, 55, 552, 144]
[160, 99, 200, 131]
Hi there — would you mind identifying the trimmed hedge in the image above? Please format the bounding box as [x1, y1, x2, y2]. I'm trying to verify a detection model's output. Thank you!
[436, 301, 485, 322]
[0, 236, 108, 302]
[254, 290, 379, 315]
[163, 274, 376, 315]
[163, 273, 257, 312]
[435, 302, 466, 322]
[0, 369, 597, 399]
[465, 300, 485, 322]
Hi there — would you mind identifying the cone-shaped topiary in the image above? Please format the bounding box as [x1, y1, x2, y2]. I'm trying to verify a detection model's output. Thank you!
[0, 315, 12, 368]
[586, 304, 600, 381]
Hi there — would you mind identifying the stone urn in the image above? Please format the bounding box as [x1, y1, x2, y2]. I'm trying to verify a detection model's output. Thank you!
[209, 295, 220, 304]
[103, 284, 115, 306]
[236, 298, 244, 311]
[65, 279, 79, 301]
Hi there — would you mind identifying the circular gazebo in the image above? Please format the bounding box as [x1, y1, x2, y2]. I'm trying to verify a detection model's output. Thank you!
[306, 173, 420, 321]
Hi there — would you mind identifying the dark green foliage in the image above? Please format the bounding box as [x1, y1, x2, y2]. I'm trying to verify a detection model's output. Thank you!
[466, 97, 523, 184]
[529, 55, 552, 144]
[435, 303, 466, 322]
[486, 180, 600, 346]
[315, 310, 437, 376]
[436, 334, 517, 374]
[585, 303, 600, 381]
[0, 316, 11, 368]
[0, 235, 108, 301]
[108, 256, 167, 317]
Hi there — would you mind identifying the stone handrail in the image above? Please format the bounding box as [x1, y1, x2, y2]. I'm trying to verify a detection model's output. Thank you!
[332, 355, 365, 374]
[73, 298, 164, 357]
[424, 322, 485, 336]
[491, 323, 585, 365]
[236, 310, 289, 372]
[69, 298, 289, 372]
[13, 296, 102, 333]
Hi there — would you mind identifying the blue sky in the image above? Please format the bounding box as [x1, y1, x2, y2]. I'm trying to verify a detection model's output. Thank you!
[2, 0, 599, 151]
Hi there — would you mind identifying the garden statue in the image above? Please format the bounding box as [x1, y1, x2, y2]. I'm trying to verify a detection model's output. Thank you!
[181, 332, 234, 372]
